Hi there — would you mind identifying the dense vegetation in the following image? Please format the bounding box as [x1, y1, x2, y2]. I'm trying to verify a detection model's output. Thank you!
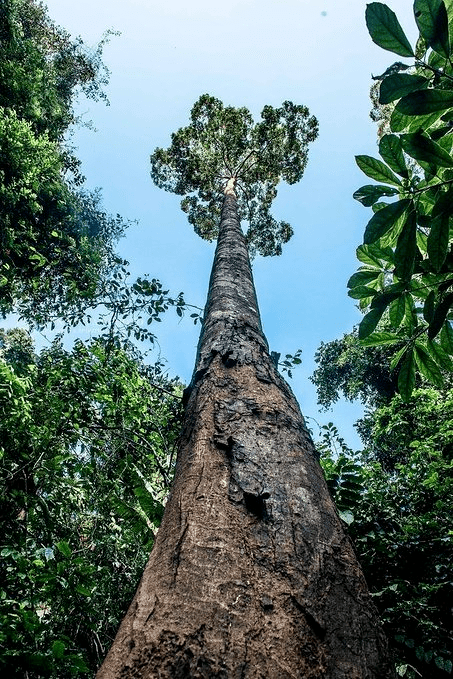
[0, 1, 185, 676]
[0, 0, 451, 677]
[348, 0, 453, 401]
[317, 2, 453, 676]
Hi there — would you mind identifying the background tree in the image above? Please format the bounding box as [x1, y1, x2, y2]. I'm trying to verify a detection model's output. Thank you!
[0, 0, 127, 323]
[348, 0, 453, 400]
[0, 328, 182, 678]
[312, 331, 453, 678]
[97, 95, 395, 678]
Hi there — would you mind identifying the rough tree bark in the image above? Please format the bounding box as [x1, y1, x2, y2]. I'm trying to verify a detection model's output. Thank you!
[97, 184, 395, 678]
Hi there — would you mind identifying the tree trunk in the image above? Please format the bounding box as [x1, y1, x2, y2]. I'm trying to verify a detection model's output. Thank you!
[97, 190, 394, 678]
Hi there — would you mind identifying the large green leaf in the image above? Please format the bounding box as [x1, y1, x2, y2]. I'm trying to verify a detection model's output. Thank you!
[379, 73, 430, 104]
[428, 291, 453, 337]
[394, 210, 417, 280]
[356, 155, 402, 186]
[353, 184, 399, 206]
[347, 270, 382, 287]
[414, 342, 444, 386]
[440, 320, 453, 353]
[379, 134, 408, 176]
[427, 337, 453, 369]
[356, 243, 393, 267]
[390, 106, 445, 132]
[390, 294, 406, 327]
[427, 214, 450, 271]
[360, 331, 401, 346]
[423, 290, 436, 323]
[397, 89, 453, 115]
[401, 131, 453, 167]
[358, 306, 387, 338]
[398, 348, 416, 401]
[365, 3, 415, 56]
[363, 199, 411, 244]
[414, 0, 450, 58]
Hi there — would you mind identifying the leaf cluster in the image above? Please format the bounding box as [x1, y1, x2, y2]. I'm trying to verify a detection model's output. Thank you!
[0, 0, 124, 321]
[350, 1, 453, 400]
[0, 329, 182, 676]
[150, 94, 318, 257]
[318, 390, 453, 678]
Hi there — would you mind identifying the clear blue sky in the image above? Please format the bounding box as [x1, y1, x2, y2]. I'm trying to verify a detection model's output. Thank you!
[43, 0, 417, 448]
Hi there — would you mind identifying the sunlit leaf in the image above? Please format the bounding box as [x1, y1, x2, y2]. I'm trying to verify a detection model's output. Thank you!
[366, 3, 415, 56]
[379, 134, 408, 177]
[356, 155, 402, 186]
[363, 199, 410, 244]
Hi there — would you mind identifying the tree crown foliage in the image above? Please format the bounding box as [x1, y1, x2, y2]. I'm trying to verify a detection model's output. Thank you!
[0, 0, 124, 322]
[150, 94, 318, 257]
[349, 0, 453, 400]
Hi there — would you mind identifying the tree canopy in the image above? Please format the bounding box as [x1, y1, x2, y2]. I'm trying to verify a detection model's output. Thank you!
[0, 0, 125, 323]
[348, 1, 453, 400]
[150, 94, 318, 257]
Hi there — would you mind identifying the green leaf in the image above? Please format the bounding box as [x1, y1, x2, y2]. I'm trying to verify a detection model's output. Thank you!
[359, 306, 387, 338]
[440, 320, 453, 353]
[365, 3, 415, 56]
[390, 106, 445, 133]
[353, 184, 399, 206]
[390, 344, 408, 370]
[363, 199, 410, 244]
[414, 0, 450, 57]
[427, 337, 453, 369]
[415, 342, 444, 386]
[428, 291, 453, 338]
[398, 348, 416, 400]
[51, 640, 66, 659]
[356, 243, 393, 267]
[348, 286, 378, 300]
[347, 270, 382, 288]
[423, 290, 436, 323]
[427, 214, 450, 271]
[379, 73, 430, 104]
[397, 89, 453, 115]
[394, 210, 417, 280]
[56, 541, 71, 558]
[390, 295, 406, 327]
[360, 332, 401, 346]
[379, 134, 408, 177]
[401, 131, 453, 167]
[356, 155, 402, 186]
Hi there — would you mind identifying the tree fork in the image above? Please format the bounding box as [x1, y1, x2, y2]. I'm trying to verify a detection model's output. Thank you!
[97, 192, 394, 678]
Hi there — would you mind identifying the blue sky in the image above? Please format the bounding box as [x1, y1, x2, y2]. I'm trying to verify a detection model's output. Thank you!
[43, 0, 417, 448]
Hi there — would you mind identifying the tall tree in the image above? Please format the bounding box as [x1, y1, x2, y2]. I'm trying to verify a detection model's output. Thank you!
[97, 95, 394, 678]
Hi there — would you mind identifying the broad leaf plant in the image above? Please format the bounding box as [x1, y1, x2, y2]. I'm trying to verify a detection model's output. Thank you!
[350, 0, 453, 400]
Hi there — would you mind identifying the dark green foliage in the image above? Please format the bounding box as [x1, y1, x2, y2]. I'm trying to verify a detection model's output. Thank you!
[0, 0, 125, 321]
[150, 94, 318, 257]
[313, 338, 453, 678]
[0, 329, 182, 677]
[351, 1, 453, 399]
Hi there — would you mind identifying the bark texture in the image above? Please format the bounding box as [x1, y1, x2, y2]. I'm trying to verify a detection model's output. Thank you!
[97, 194, 395, 678]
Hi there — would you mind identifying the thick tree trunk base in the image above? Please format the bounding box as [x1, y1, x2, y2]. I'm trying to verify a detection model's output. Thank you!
[97, 326, 393, 678]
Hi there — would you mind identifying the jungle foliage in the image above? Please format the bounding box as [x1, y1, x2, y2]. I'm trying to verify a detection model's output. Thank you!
[313, 331, 453, 678]
[0, 329, 181, 677]
[349, 0, 453, 400]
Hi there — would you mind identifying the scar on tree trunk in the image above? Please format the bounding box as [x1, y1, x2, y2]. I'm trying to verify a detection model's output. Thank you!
[97, 191, 395, 678]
